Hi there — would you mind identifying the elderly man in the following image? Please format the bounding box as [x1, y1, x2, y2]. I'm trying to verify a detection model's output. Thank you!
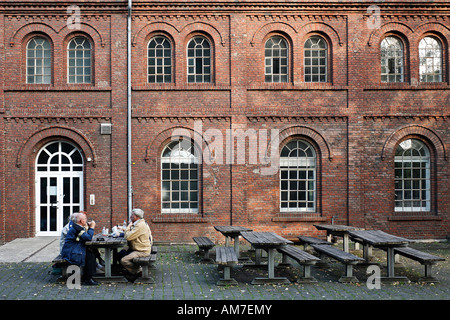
[119, 208, 153, 282]
[61, 212, 99, 286]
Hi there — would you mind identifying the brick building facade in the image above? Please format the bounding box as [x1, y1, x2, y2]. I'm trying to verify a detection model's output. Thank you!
[0, 1, 448, 243]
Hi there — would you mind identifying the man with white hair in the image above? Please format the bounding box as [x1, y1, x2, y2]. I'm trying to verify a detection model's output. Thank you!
[61, 212, 99, 285]
[119, 208, 153, 281]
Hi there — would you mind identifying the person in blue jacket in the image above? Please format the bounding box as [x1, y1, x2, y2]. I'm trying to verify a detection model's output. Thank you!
[61, 212, 98, 285]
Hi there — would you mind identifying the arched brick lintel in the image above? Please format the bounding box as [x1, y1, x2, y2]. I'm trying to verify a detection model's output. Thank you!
[16, 126, 97, 168]
[278, 125, 333, 161]
[145, 125, 211, 162]
[381, 125, 448, 161]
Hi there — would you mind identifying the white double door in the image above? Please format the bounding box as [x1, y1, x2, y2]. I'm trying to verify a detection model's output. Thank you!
[35, 141, 84, 236]
[35, 174, 84, 236]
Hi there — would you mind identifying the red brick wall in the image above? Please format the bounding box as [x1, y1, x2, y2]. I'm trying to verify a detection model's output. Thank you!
[0, 1, 448, 243]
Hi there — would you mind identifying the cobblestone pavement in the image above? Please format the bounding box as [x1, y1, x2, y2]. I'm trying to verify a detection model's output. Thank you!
[0, 241, 448, 302]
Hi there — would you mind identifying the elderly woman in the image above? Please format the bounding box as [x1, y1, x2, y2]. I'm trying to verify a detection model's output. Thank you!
[61, 212, 98, 286]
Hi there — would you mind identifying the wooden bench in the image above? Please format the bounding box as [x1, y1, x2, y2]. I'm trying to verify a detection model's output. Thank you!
[215, 247, 238, 286]
[311, 244, 364, 283]
[297, 236, 331, 252]
[52, 255, 71, 281]
[393, 246, 445, 283]
[277, 245, 320, 283]
[193, 237, 215, 263]
[132, 246, 158, 284]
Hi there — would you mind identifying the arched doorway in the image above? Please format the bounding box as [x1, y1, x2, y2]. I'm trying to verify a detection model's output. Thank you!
[35, 141, 84, 236]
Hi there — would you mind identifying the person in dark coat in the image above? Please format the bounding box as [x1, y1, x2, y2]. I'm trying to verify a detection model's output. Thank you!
[61, 212, 98, 285]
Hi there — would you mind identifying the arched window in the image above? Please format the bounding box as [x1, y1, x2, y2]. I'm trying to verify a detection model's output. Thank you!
[265, 36, 289, 83]
[395, 139, 430, 212]
[67, 36, 92, 84]
[280, 140, 316, 212]
[27, 36, 51, 84]
[148, 36, 172, 83]
[381, 36, 404, 83]
[419, 36, 442, 83]
[304, 36, 328, 83]
[187, 36, 211, 83]
[161, 139, 199, 213]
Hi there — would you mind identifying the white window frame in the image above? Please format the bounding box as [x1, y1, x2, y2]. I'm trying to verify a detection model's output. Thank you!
[148, 35, 172, 83]
[27, 36, 52, 84]
[265, 36, 289, 83]
[67, 36, 92, 84]
[394, 139, 431, 212]
[280, 140, 316, 212]
[419, 36, 443, 83]
[381, 36, 404, 83]
[304, 36, 328, 83]
[161, 140, 199, 214]
[187, 36, 212, 83]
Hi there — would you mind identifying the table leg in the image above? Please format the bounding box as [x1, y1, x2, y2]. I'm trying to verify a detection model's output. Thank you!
[104, 248, 112, 277]
[255, 248, 262, 265]
[363, 244, 373, 261]
[233, 236, 240, 259]
[386, 247, 395, 278]
[233, 235, 253, 263]
[381, 247, 408, 283]
[251, 248, 290, 285]
[93, 247, 127, 283]
[343, 234, 349, 253]
[268, 248, 275, 279]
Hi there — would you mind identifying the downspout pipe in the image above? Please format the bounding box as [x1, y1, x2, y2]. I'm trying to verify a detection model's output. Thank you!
[127, 0, 133, 218]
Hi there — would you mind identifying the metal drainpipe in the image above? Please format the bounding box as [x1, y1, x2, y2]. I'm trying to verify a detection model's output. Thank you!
[127, 0, 133, 218]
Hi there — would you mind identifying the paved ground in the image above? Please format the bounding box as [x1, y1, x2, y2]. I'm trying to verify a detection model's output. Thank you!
[0, 237, 448, 308]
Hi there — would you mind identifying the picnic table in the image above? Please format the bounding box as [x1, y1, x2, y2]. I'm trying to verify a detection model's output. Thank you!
[314, 224, 364, 252]
[86, 234, 128, 283]
[214, 226, 252, 261]
[240, 231, 293, 285]
[348, 229, 413, 281]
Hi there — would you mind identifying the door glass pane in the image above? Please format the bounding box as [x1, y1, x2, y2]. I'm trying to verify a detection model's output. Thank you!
[73, 177, 80, 203]
[63, 206, 71, 226]
[50, 206, 57, 231]
[40, 177, 48, 204]
[40, 207, 47, 232]
[63, 177, 70, 204]
[49, 178, 57, 205]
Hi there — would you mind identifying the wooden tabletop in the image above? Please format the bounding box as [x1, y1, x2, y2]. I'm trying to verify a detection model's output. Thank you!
[85, 234, 127, 247]
[348, 230, 412, 247]
[214, 226, 253, 234]
[240, 232, 293, 248]
[314, 224, 363, 232]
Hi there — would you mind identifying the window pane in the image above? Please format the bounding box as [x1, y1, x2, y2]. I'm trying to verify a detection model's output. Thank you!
[27, 37, 52, 84]
[161, 140, 199, 213]
[67, 37, 91, 84]
[187, 36, 212, 83]
[265, 36, 289, 83]
[381, 37, 404, 83]
[419, 37, 442, 83]
[304, 36, 327, 82]
[394, 139, 430, 212]
[280, 140, 316, 212]
[148, 36, 172, 83]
